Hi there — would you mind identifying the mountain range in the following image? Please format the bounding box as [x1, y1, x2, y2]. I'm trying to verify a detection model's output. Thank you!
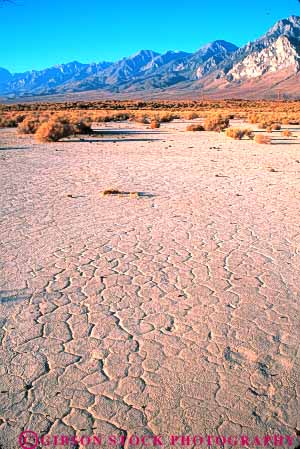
[2, 15, 300, 101]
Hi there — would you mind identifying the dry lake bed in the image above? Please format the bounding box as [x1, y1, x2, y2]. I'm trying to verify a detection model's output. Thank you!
[1, 120, 300, 448]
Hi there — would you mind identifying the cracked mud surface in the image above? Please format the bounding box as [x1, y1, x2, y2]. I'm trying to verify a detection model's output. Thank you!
[1, 121, 300, 448]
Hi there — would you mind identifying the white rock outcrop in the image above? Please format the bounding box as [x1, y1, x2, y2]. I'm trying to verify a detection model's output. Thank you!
[227, 36, 300, 80]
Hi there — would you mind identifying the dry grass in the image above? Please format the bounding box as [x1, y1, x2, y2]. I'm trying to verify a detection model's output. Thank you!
[71, 117, 93, 134]
[254, 134, 271, 145]
[35, 117, 75, 142]
[17, 117, 41, 134]
[225, 128, 254, 140]
[271, 124, 281, 131]
[281, 130, 292, 137]
[248, 114, 260, 124]
[187, 112, 199, 120]
[150, 120, 160, 129]
[133, 114, 149, 124]
[159, 113, 178, 123]
[0, 115, 17, 128]
[34, 114, 93, 142]
[3, 100, 300, 143]
[102, 189, 141, 197]
[2, 100, 300, 125]
[258, 121, 269, 130]
[204, 115, 229, 132]
[186, 124, 205, 131]
[94, 112, 131, 123]
[102, 189, 123, 196]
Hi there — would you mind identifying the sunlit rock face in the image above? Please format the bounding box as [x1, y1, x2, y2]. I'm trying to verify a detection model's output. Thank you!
[227, 36, 300, 81]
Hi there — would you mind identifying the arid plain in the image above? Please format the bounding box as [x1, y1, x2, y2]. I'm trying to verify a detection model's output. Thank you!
[1, 114, 300, 449]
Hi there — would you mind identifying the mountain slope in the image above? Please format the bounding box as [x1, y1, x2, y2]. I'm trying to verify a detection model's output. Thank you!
[1, 16, 300, 100]
[214, 16, 300, 80]
[85, 40, 238, 94]
[227, 35, 300, 81]
[1, 61, 113, 96]
[185, 15, 300, 99]
[0, 41, 237, 96]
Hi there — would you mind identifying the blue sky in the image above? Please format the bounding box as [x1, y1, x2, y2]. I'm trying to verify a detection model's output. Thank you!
[1, 0, 299, 73]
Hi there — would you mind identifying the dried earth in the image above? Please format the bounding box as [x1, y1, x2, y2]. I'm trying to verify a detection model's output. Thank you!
[1, 121, 300, 448]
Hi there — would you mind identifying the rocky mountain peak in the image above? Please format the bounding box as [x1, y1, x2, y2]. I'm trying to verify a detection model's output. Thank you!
[227, 35, 300, 81]
[127, 50, 160, 62]
[266, 15, 300, 41]
[195, 40, 238, 58]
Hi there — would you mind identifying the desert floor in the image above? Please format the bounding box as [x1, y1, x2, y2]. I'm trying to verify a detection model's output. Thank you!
[1, 120, 300, 449]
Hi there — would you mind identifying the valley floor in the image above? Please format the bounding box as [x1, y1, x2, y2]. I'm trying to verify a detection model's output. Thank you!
[1, 121, 300, 448]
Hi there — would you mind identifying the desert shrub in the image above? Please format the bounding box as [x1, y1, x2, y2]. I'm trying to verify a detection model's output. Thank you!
[94, 114, 103, 122]
[271, 124, 281, 131]
[102, 188, 123, 195]
[159, 113, 178, 123]
[105, 113, 131, 122]
[134, 114, 149, 124]
[0, 115, 17, 128]
[254, 134, 271, 144]
[225, 128, 254, 140]
[186, 124, 205, 131]
[258, 121, 269, 129]
[35, 117, 75, 142]
[71, 117, 92, 134]
[14, 113, 27, 124]
[93, 112, 131, 123]
[204, 115, 229, 132]
[187, 112, 199, 120]
[248, 114, 260, 124]
[17, 117, 40, 134]
[281, 130, 292, 137]
[150, 120, 160, 129]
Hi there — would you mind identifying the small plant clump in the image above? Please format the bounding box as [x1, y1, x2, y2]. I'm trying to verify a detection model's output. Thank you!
[101, 189, 141, 198]
[71, 117, 92, 134]
[17, 117, 41, 134]
[225, 128, 254, 140]
[248, 114, 260, 124]
[271, 124, 281, 131]
[34, 115, 93, 142]
[159, 113, 178, 123]
[281, 130, 292, 137]
[35, 116, 75, 142]
[254, 134, 271, 145]
[0, 115, 17, 128]
[102, 189, 123, 195]
[204, 115, 229, 132]
[286, 119, 300, 125]
[0, 112, 26, 128]
[134, 114, 150, 124]
[187, 112, 199, 120]
[150, 120, 160, 129]
[258, 121, 269, 130]
[186, 124, 205, 131]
